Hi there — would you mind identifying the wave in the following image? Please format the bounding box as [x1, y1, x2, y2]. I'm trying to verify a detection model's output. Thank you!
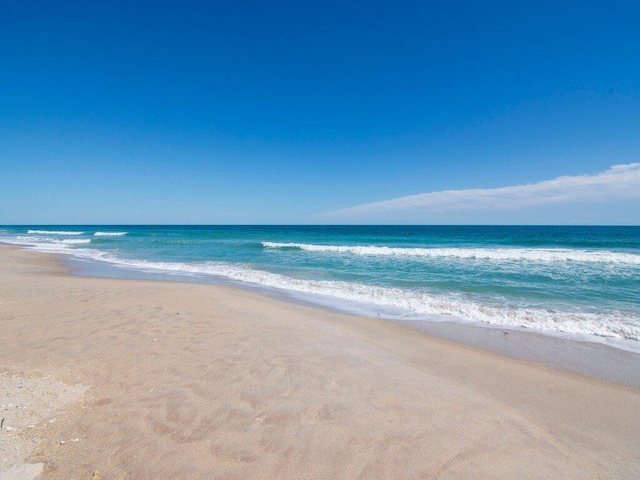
[86, 258, 640, 342]
[2, 236, 91, 246]
[3, 234, 639, 343]
[28, 230, 84, 235]
[262, 242, 640, 265]
[94, 232, 127, 236]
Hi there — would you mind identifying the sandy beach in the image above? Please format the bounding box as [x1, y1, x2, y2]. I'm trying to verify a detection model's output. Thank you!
[0, 244, 639, 479]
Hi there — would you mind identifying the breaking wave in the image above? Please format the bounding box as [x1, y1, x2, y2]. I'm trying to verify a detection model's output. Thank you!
[2, 236, 91, 246]
[28, 230, 84, 235]
[78, 257, 640, 341]
[2, 233, 638, 345]
[262, 242, 640, 265]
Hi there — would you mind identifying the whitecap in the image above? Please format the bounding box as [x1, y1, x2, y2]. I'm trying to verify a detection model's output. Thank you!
[262, 242, 640, 265]
[28, 230, 84, 235]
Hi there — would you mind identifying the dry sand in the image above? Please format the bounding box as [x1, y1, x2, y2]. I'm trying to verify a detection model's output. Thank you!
[0, 244, 639, 479]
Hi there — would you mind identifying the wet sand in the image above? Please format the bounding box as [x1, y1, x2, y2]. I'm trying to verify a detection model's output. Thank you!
[1, 245, 639, 479]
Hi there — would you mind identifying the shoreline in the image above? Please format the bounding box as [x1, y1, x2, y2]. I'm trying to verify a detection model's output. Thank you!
[58, 246, 640, 387]
[1, 244, 639, 478]
[2, 226, 638, 354]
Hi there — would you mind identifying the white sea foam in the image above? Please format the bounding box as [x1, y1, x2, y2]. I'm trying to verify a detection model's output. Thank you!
[2, 234, 639, 344]
[1, 236, 91, 248]
[97, 258, 640, 341]
[28, 230, 85, 235]
[94, 232, 128, 236]
[262, 242, 640, 265]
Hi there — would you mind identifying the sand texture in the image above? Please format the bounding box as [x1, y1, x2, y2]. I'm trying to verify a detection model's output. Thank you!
[0, 245, 639, 479]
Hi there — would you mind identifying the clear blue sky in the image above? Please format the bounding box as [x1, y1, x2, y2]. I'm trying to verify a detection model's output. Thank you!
[1, 0, 639, 224]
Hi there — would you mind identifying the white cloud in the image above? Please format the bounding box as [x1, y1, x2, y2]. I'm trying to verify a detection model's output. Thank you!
[321, 163, 640, 221]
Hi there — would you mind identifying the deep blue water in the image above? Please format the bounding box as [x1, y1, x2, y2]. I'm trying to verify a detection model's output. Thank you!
[2, 225, 639, 347]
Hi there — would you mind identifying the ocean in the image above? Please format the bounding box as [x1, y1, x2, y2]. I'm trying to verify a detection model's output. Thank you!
[1, 225, 639, 351]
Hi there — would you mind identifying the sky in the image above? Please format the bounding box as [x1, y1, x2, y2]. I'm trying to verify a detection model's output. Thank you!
[1, 0, 639, 225]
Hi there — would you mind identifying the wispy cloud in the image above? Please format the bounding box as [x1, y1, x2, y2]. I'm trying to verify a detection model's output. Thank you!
[321, 163, 640, 221]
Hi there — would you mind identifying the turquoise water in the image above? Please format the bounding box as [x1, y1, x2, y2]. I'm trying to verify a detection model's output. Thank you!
[2, 225, 639, 347]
